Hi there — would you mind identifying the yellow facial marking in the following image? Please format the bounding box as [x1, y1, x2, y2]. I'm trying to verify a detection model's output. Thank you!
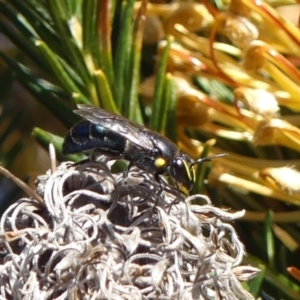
[155, 158, 166, 168]
[189, 165, 196, 182]
[179, 184, 189, 195]
[183, 160, 191, 178]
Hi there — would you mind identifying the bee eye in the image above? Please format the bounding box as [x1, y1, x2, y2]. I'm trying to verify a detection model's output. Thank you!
[170, 155, 194, 190]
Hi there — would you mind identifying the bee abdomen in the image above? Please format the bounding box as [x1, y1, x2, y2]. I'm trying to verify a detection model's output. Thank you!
[62, 120, 126, 155]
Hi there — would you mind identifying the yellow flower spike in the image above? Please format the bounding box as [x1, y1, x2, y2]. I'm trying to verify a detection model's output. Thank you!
[241, 0, 300, 54]
[277, 5, 300, 27]
[253, 118, 300, 151]
[139, 72, 196, 104]
[272, 225, 298, 252]
[143, 15, 164, 46]
[259, 166, 300, 193]
[163, 3, 213, 35]
[211, 156, 300, 204]
[234, 87, 279, 118]
[262, 44, 300, 85]
[241, 42, 300, 110]
[220, 151, 300, 171]
[173, 24, 242, 60]
[200, 123, 250, 141]
[158, 40, 236, 85]
[176, 94, 210, 127]
[219, 65, 280, 91]
[177, 129, 222, 160]
[194, 93, 256, 130]
[171, 72, 194, 96]
[159, 41, 281, 91]
[228, 0, 252, 16]
[242, 42, 266, 72]
[170, 73, 258, 130]
[276, 94, 300, 111]
[159, 43, 217, 76]
[134, 2, 174, 17]
[141, 72, 254, 138]
[209, 14, 240, 87]
[206, 12, 284, 89]
[263, 62, 300, 110]
[243, 41, 300, 104]
[206, 1, 257, 85]
[217, 15, 259, 50]
[210, 169, 300, 205]
[208, 155, 300, 214]
[177, 126, 203, 158]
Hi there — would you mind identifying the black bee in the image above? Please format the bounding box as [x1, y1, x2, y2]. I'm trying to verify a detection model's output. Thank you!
[63, 104, 225, 191]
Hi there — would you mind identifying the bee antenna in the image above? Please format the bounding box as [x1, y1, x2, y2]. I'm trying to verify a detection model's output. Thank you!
[190, 153, 228, 168]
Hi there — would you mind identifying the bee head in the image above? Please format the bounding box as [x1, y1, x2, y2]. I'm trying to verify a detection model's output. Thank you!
[170, 154, 195, 191]
[170, 153, 227, 191]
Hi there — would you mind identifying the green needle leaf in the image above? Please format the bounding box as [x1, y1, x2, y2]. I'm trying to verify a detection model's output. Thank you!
[150, 36, 173, 132]
[94, 69, 118, 113]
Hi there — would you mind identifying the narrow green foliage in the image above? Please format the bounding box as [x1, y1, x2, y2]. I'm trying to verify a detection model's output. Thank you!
[245, 255, 300, 299]
[0, 52, 77, 127]
[35, 40, 89, 104]
[113, 0, 135, 110]
[264, 211, 275, 268]
[150, 36, 173, 132]
[93, 70, 118, 113]
[97, 0, 114, 89]
[48, 0, 94, 88]
[195, 77, 233, 103]
[0, 0, 146, 119]
[165, 74, 177, 143]
[0, 111, 23, 147]
[0, 1, 39, 39]
[0, 8, 48, 71]
[249, 264, 265, 297]
[0, 108, 24, 169]
[82, 0, 98, 56]
[126, 0, 148, 123]
[159, 73, 173, 134]
[192, 144, 212, 195]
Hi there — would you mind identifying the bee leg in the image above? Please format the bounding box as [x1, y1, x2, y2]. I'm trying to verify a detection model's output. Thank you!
[154, 176, 187, 212]
[66, 157, 90, 168]
[150, 174, 165, 209]
[123, 162, 133, 180]
[67, 149, 100, 168]
[156, 174, 185, 198]
[71, 149, 105, 167]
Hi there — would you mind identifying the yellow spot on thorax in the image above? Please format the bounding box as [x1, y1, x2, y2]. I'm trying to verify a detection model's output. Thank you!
[155, 158, 166, 168]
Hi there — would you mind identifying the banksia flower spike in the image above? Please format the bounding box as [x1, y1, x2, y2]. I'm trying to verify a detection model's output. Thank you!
[0, 158, 258, 299]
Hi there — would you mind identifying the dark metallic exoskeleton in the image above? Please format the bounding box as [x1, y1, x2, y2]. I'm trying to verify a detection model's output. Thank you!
[63, 104, 224, 191]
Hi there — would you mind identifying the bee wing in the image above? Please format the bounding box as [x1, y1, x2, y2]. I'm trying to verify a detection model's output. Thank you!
[74, 104, 155, 150]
